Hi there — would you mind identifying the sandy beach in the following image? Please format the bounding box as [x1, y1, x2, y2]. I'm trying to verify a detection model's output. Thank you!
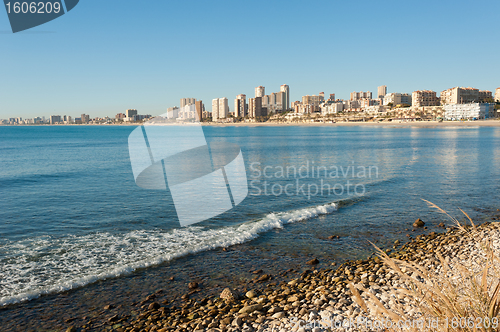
[202, 119, 500, 128]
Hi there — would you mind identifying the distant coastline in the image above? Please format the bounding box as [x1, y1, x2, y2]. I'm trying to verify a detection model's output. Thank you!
[3, 119, 500, 127]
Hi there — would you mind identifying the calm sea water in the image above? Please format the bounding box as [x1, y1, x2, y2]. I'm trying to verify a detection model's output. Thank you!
[1, 125, 500, 307]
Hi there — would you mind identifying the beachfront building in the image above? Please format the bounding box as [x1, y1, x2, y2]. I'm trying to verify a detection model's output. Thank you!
[495, 88, 500, 102]
[50, 115, 62, 124]
[383, 93, 412, 106]
[178, 104, 197, 120]
[263, 91, 285, 114]
[377, 85, 387, 99]
[248, 97, 265, 117]
[444, 103, 496, 120]
[280, 84, 290, 111]
[440, 87, 492, 105]
[234, 94, 247, 118]
[166, 107, 179, 119]
[412, 90, 440, 107]
[321, 102, 344, 115]
[195, 101, 204, 121]
[212, 98, 229, 121]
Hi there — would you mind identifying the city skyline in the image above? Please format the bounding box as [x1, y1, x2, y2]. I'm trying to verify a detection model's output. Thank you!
[4, 83, 498, 124]
[1, 0, 499, 118]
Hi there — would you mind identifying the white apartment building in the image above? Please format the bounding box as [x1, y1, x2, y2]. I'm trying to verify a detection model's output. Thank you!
[212, 98, 229, 121]
[444, 103, 496, 120]
[166, 107, 179, 119]
[495, 88, 500, 102]
[177, 104, 196, 120]
[218, 97, 229, 120]
[255, 86, 265, 98]
[321, 102, 344, 115]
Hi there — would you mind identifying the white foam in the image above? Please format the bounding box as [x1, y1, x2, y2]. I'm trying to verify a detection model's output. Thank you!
[0, 202, 337, 306]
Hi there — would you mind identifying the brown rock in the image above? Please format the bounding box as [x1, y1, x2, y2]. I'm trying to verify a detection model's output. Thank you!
[438, 222, 445, 228]
[220, 288, 239, 302]
[148, 302, 161, 310]
[306, 258, 319, 265]
[257, 274, 270, 282]
[188, 282, 199, 289]
[238, 304, 263, 314]
[413, 218, 425, 227]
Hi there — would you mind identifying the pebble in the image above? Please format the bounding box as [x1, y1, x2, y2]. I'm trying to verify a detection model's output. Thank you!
[76, 221, 500, 332]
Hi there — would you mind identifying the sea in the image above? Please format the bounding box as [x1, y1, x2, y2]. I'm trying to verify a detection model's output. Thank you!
[1, 125, 500, 329]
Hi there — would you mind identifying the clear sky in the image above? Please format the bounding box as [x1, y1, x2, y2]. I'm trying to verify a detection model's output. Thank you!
[1, 0, 499, 118]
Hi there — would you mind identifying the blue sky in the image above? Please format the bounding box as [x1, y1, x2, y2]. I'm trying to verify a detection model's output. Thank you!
[1, 0, 499, 118]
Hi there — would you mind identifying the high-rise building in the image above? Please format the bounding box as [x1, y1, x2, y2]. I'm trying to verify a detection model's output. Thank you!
[255, 86, 265, 98]
[440, 87, 492, 105]
[350, 91, 372, 100]
[212, 98, 228, 121]
[81, 114, 90, 124]
[319, 92, 325, 102]
[495, 88, 500, 102]
[180, 98, 196, 108]
[234, 94, 247, 118]
[248, 97, 263, 117]
[219, 98, 228, 119]
[195, 100, 204, 121]
[212, 99, 219, 121]
[50, 115, 62, 124]
[377, 85, 387, 99]
[328, 94, 336, 101]
[412, 90, 440, 107]
[280, 84, 290, 111]
[126, 109, 138, 118]
[261, 95, 269, 109]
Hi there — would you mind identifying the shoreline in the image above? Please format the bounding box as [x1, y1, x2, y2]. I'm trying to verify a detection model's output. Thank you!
[3, 119, 500, 128]
[201, 119, 500, 128]
[51, 220, 499, 332]
[116, 222, 498, 332]
[0, 214, 498, 332]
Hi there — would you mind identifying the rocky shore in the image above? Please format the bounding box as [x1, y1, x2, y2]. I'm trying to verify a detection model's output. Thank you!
[72, 221, 499, 332]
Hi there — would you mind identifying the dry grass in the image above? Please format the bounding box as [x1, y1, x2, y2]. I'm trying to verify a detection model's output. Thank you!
[350, 202, 500, 331]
